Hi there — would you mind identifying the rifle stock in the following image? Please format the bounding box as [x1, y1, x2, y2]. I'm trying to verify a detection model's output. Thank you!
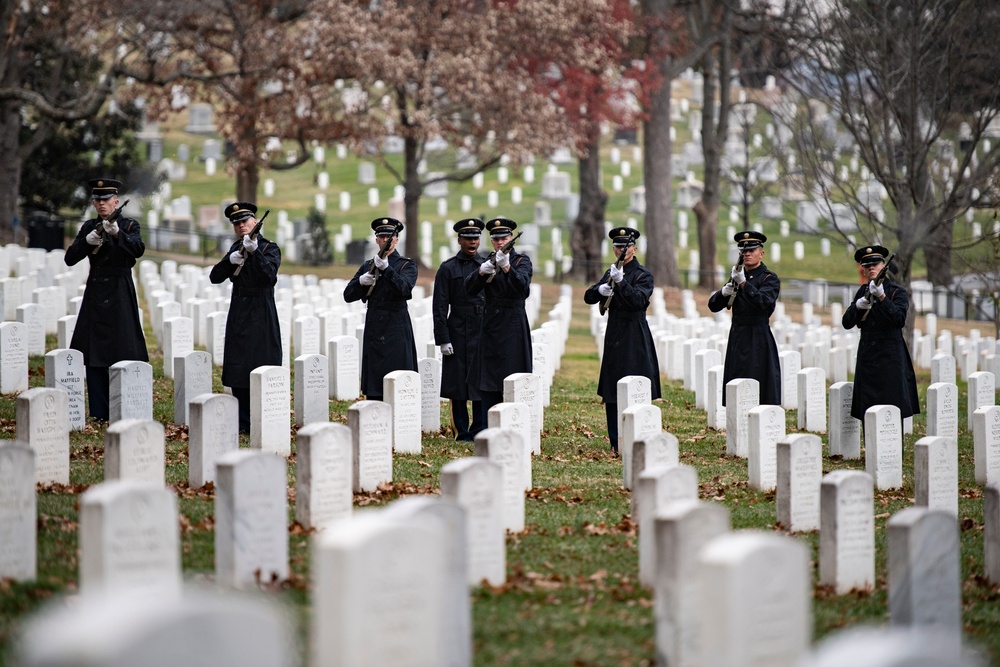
[599, 240, 634, 316]
[485, 231, 523, 284]
[860, 252, 894, 321]
[91, 199, 130, 255]
[232, 209, 270, 277]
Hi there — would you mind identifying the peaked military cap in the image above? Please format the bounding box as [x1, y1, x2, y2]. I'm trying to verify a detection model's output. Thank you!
[88, 178, 122, 201]
[485, 217, 517, 238]
[225, 202, 257, 224]
[609, 226, 641, 246]
[855, 244, 889, 266]
[371, 217, 403, 236]
[453, 218, 485, 238]
[734, 230, 767, 250]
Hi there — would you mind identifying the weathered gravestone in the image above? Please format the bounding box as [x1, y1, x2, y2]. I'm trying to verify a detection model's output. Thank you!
[385, 370, 421, 454]
[188, 393, 239, 487]
[776, 434, 823, 532]
[311, 512, 446, 667]
[914, 436, 958, 516]
[207, 311, 227, 366]
[726, 378, 759, 457]
[16, 387, 69, 484]
[384, 496, 471, 667]
[44, 349, 85, 431]
[820, 470, 875, 594]
[973, 404, 1000, 485]
[17, 302, 45, 356]
[15, 587, 295, 667]
[697, 532, 812, 667]
[779, 350, 801, 411]
[488, 402, 533, 490]
[329, 335, 360, 400]
[440, 457, 505, 587]
[110, 360, 154, 423]
[473, 427, 526, 533]
[617, 375, 651, 452]
[0, 443, 35, 580]
[926, 382, 959, 443]
[748, 405, 786, 491]
[887, 508, 961, 639]
[505, 372, 542, 455]
[162, 316, 194, 380]
[986, 482, 1000, 584]
[636, 464, 698, 587]
[250, 365, 290, 457]
[654, 500, 730, 667]
[707, 365, 726, 430]
[798, 626, 976, 667]
[348, 400, 393, 492]
[797, 367, 827, 432]
[0, 321, 29, 394]
[629, 432, 680, 518]
[104, 419, 165, 485]
[174, 350, 212, 425]
[967, 370, 995, 431]
[828, 381, 860, 458]
[214, 450, 289, 589]
[622, 404, 662, 490]
[865, 404, 903, 489]
[79, 481, 181, 597]
[295, 422, 353, 530]
[930, 353, 956, 385]
[294, 354, 329, 427]
[418, 357, 441, 432]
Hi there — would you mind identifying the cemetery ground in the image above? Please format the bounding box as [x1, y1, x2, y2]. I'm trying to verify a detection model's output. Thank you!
[1, 269, 999, 666]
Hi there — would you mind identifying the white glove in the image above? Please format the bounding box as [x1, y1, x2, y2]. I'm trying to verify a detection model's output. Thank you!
[359, 272, 376, 286]
[609, 264, 624, 284]
[732, 265, 746, 285]
[721, 282, 736, 297]
[229, 250, 245, 266]
[855, 296, 871, 311]
[479, 261, 496, 276]
[242, 235, 258, 254]
[102, 219, 119, 236]
[86, 229, 103, 246]
[441, 343, 454, 356]
[598, 283, 614, 297]
[869, 280, 884, 299]
[495, 250, 509, 269]
[374, 253, 389, 270]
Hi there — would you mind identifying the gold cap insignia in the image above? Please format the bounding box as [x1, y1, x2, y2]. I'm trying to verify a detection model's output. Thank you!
[97, 181, 104, 187]
[743, 233, 749, 239]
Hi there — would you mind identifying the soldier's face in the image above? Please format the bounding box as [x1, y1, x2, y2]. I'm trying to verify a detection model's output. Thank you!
[376, 233, 397, 253]
[742, 246, 764, 269]
[459, 236, 480, 255]
[864, 261, 884, 281]
[491, 235, 510, 251]
[93, 196, 118, 218]
[613, 244, 635, 263]
[232, 217, 256, 237]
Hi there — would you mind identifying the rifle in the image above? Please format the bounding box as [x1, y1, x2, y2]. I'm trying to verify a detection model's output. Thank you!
[366, 233, 395, 297]
[485, 231, 523, 284]
[860, 252, 894, 322]
[91, 199, 130, 255]
[726, 248, 746, 308]
[599, 239, 634, 316]
[232, 209, 269, 277]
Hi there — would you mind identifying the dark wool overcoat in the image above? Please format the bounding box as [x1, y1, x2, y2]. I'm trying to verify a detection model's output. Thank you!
[433, 250, 485, 401]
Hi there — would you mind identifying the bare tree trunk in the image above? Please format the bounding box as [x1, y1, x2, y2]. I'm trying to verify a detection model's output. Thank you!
[642, 86, 680, 287]
[569, 136, 608, 283]
[403, 135, 423, 265]
[694, 46, 726, 292]
[0, 101, 22, 244]
[923, 220, 954, 288]
[235, 162, 260, 204]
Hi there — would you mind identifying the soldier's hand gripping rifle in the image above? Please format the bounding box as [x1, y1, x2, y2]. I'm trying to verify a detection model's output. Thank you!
[91, 199, 130, 255]
[860, 252, 894, 322]
[232, 209, 269, 277]
[599, 238, 634, 316]
[485, 231, 523, 284]
[726, 248, 746, 308]
[365, 233, 395, 297]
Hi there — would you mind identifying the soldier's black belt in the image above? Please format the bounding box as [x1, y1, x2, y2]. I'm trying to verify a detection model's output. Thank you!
[451, 305, 484, 315]
[367, 302, 407, 311]
[234, 286, 274, 297]
[490, 298, 525, 307]
[89, 267, 131, 277]
[731, 316, 770, 325]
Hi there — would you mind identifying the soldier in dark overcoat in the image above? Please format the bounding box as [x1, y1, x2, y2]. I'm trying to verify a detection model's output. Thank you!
[65, 178, 149, 421]
[465, 217, 533, 426]
[842, 245, 920, 425]
[708, 230, 782, 406]
[433, 218, 486, 441]
[584, 227, 661, 452]
[209, 201, 282, 433]
[344, 218, 418, 401]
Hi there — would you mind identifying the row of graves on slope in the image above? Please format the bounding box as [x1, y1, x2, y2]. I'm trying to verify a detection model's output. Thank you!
[588, 290, 1000, 665]
[0, 280, 575, 666]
